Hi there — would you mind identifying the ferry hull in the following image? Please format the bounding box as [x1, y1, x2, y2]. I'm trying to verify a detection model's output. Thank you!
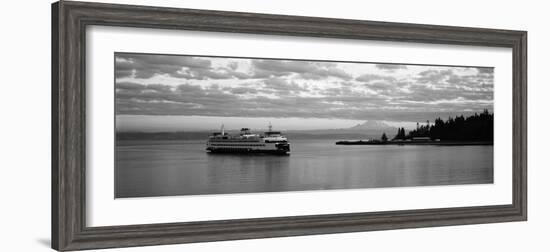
[206, 143, 290, 155]
[206, 148, 289, 155]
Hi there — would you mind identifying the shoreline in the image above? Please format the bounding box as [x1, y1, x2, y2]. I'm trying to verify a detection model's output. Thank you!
[335, 140, 493, 146]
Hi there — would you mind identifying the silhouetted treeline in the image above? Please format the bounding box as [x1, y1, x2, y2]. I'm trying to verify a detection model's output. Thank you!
[392, 110, 493, 141]
[393, 128, 406, 140]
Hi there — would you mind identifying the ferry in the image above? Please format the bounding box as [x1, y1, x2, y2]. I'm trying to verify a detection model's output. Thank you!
[206, 123, 290, 155]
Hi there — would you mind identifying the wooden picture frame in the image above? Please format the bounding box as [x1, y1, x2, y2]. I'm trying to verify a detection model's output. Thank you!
[52, 1, 527, 251]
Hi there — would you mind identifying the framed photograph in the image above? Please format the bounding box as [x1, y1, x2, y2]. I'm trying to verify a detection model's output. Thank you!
[52, 1, 527, 251]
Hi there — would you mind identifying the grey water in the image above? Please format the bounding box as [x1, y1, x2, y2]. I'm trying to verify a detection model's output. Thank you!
[115, 139, 493, 198]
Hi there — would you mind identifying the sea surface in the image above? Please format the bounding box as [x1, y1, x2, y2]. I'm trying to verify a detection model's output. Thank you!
[115, 139, 493, 198]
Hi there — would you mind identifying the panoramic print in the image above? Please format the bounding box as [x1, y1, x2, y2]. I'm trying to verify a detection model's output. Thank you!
[114, 52, 494, 198]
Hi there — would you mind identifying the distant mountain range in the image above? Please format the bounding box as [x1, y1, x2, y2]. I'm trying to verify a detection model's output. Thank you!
[117, 120, 397, 141]
[286, 121, 396, 140]
[348, 120, 395, 130]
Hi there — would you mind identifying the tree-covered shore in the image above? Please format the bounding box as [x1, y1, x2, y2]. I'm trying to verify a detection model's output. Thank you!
[391, 109, 493, 142]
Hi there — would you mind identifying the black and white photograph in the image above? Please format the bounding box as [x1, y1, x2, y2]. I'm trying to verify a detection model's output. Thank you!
[2, 0, 542, 251]
[115, 53, 494, 198]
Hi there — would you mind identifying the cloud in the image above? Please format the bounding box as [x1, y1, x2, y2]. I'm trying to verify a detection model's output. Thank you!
[116, 82, 145, 90]
[477, 68, 494, 74]
[356, 74, 397, 83]
[394, 68, 494, 105]
[252, 60, 316, 74]
[116, 79, 492, 123]
[251, 59, 353, 80]
[416, 69, 454, 83]
[375, 64, 407, 71]
[225, 87, 259, 95]
[115, 53, 494, 123]
[115, 53, 253, 80]
[263, 78, 307, 94]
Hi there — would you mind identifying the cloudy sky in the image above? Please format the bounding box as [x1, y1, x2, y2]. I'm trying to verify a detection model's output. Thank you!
[115, 53, 493, 132]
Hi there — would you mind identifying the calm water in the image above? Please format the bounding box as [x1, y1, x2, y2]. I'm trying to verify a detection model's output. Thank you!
[115, 139, 493, 198]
